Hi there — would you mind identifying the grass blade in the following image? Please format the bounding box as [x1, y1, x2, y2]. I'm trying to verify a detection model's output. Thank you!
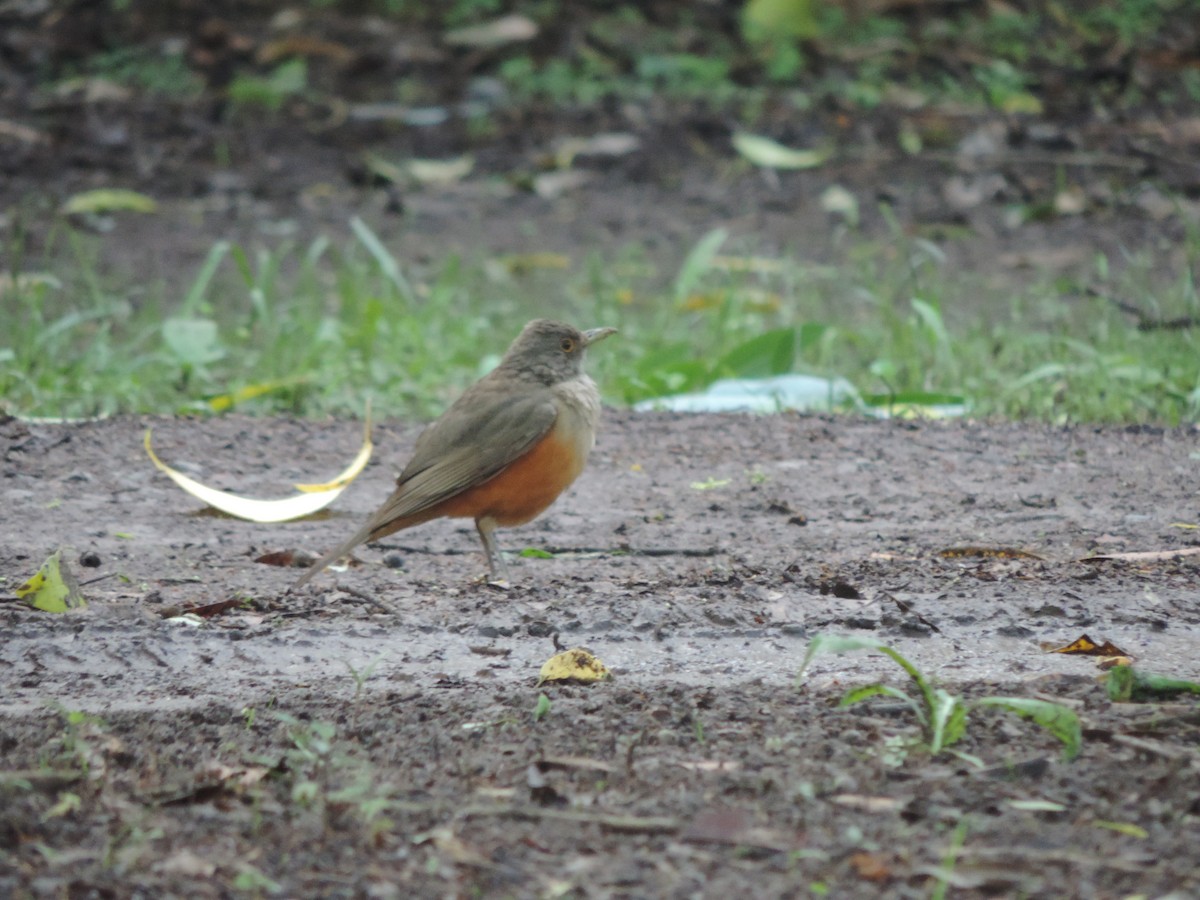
[181, 241, 230, 316]
[350, 216, 414, 303]
[975, 697, 1081, 761]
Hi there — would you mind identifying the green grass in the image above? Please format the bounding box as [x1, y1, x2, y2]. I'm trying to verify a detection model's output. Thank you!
[2, 218, 1198, 424]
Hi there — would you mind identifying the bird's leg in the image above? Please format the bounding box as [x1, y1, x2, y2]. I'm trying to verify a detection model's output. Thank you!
[475, 517, 511, 585]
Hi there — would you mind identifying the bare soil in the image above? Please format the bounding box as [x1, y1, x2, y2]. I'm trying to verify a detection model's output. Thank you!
[3, 412, 1200, 897]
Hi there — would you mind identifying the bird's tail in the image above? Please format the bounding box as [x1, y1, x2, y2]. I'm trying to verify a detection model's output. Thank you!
[291, 522, 377, 590]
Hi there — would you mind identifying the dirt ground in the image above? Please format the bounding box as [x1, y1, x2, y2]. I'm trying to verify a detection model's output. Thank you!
[3, 412, 1200, 897]
[4, 3, 1200, 896]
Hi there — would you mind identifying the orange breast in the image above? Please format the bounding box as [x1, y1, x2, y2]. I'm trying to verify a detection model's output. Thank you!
[433, 426, 587, 526]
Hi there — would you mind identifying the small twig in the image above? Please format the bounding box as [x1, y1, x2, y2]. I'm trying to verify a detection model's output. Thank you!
[1087, 287, 1199, 331]
[460, 804, 679, 834]
[1110, 732, 1195, 761]
[329, 584, 394, 613]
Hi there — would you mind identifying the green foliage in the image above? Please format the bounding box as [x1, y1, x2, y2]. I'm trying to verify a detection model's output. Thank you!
[228, 59, 308, 111]
[798, 634, 1082, 764]
[271, 712, 398, 840]
[73, 46, 201, 98]
[2, 219, 1198, 423]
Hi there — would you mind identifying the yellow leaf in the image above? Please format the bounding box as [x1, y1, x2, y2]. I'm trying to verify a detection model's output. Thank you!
[731, 132, 832, 170]
[1000, 93, 1043, 115]
[679, 291, 728, 312]
[1046, 634, 1130, 658]
[206, 377, 309, 413]
[406, 155, 474, 185]
[145, 414, 373, 522]
[61, 189, 157, 215]
[15, 550, 87, 613]
[498, 253, 571, 275]
[938, 546, 1043, 560]
[537, 649, 611, 685]
[743, 0, 818, 39]
[1093, 820, 1148, 839]
[690, 477, 730, 491]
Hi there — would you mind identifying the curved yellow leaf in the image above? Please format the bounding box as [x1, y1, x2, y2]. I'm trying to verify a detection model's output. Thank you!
[732, 132, 832, 170]
[62, 188, 157, 215]
[145, 417, 372, 523]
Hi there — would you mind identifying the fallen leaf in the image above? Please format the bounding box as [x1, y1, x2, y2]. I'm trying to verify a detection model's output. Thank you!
[15, 550, 87, 613]
[532, 170, 592, 199]
[938, 546, 1043, 560]
[1007, 799, 1067, 812]
[731, 132, 832, 170]
[1046, 634, 1129, 657]
[819, 184, 859, 225]
[496, 253, 571, 275]
[253, 549, 317, 568]
[180, 598, 247, 619]
[690, 477, 731, 491]
[537, 649, 610, 685]
[554, 132, 640, 167]
[206, 377, 308, 413]
[62, 189, 157, 215]
[444, 14, 538, 48]
[407, 156, 474, 186]
[257, 35, 356, 65]
[145, 415, 372, 522]
[849, 851, 892, 882]
[742, 0, 819, 39]
[1093, 820, 1149, 839]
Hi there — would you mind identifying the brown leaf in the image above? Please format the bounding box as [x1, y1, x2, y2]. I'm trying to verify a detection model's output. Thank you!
[850, 851, 892, 882]
[181, 598, 247, 619]
[257, 36, 356, 65]
[1046, 634, 1129, 657]
[938, 546, 1043, 560]
[255, 549, 318, 568]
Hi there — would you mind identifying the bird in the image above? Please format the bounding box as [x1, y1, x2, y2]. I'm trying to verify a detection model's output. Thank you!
[294, 318, 616, 587]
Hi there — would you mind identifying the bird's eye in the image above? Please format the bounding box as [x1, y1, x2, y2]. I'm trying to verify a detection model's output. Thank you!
[560, 337, 576, 352]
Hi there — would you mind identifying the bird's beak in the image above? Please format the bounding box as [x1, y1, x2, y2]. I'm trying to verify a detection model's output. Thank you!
[581, 326, 618, 347]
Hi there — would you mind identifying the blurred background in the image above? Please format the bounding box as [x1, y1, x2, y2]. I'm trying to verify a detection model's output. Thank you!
[1, 0, 1198, 421]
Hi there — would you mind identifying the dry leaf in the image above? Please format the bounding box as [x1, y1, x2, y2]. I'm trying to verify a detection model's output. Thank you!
[938, 546, 1043, 560]
[15, 550, 87, 613]
[1046, 634, 1129, 658]
[444, 14, 538, 48]
[145, 415, 372, 523]
[732, 132, 832, 169]
[537, 648, 611, 685]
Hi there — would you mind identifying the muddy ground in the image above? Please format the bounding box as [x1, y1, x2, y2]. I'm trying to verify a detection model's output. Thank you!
[4, 2, 1200, 896]
[3, 412, 1200, 897]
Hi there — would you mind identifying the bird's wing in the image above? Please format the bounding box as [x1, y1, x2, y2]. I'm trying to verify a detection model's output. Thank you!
[292, 383, 557, 589]
[365, 386, 559, 533]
